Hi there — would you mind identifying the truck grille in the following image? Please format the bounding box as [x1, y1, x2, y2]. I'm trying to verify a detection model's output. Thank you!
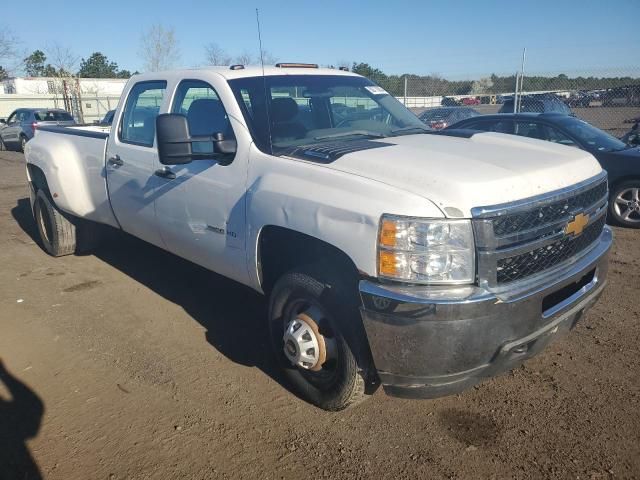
[473, 172, 608, 286]
[492, 181, 608, 237]
[496, 215, 606, 283]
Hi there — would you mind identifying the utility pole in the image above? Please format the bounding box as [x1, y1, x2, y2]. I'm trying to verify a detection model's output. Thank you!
[403, 76, 408, 106]
[518, 47, 526, 113]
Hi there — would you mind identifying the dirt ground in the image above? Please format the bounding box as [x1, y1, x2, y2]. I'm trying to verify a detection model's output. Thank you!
[0, 149, 639, 480]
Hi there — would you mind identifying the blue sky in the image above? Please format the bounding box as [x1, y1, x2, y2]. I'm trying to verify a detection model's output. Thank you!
[8, 0, 640, 78]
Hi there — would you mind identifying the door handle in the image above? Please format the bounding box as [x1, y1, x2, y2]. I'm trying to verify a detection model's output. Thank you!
[108, 155, 123, 167]
[154, 167, 176, 180]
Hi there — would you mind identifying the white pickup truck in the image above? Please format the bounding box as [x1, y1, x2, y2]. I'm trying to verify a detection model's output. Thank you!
[25, 65, 612, 410]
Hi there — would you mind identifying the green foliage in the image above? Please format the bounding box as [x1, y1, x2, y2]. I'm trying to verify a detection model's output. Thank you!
[78, 52, 119, 78]
[351, 61, 640, 97]
[23, 50, 46, 77]
[351, 62, 385, 79]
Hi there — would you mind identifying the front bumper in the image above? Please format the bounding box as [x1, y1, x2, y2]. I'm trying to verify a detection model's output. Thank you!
[359, 226, 612, 399]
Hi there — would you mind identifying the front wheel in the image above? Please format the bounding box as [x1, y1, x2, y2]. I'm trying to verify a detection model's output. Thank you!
[609, 181, 640, 228]
[268, 266, 371, 410]
[20, 135, 27, 153]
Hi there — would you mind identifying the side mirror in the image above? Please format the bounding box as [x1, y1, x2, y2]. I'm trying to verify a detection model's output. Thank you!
[156, 113, 237, 166]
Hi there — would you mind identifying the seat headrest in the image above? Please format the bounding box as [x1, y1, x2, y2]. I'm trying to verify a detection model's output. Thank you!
[187, 98, 228, 136]
[270, 97, 299, 123]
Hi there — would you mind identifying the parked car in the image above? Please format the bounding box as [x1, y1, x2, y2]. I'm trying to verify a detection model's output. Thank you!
[0, 108, 75, 152]
[450, 112, 640, 227]
[98, 110, 116, 126]
[565, 91, 592, 108]
[440, 96, 459, 107]
[418, 106, 480, 130]
[461, 97, 480, 106]
[601, 85, 640, 107]
[499, 94, 573, 115]
[24, 66, 610, 410]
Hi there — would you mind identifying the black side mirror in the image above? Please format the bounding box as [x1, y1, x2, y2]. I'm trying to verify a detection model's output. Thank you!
[156, 113, 237, 166]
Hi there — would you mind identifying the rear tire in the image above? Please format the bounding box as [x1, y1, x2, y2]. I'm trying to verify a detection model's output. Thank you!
[268, 264, 371, 411]
[34, 189, 77, 256]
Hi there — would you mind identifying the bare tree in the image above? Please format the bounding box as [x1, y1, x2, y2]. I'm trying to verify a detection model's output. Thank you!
[0, 26, 21, 75]
[139, 24, 180, 72]
[204, 42, 231, 66]
[234, 50, 254, 66]
[260, 50, 278, 65]
[45, 43, 79, 77]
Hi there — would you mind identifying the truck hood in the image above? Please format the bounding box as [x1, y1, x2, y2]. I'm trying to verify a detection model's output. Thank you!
[311, 132, 603, 218]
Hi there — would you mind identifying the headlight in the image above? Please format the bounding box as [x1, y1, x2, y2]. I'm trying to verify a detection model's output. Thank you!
[378, 215, 475, 284]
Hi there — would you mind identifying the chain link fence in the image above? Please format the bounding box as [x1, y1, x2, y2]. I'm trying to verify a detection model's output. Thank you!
[365, 68, 640, 138]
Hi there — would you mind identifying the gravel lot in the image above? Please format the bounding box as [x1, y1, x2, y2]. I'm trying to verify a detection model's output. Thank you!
[0, 150, 639, 480]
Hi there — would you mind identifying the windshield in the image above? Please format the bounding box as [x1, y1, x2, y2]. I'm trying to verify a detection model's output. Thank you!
[558, 117, 628, 152]
[228, 74, 427, 154]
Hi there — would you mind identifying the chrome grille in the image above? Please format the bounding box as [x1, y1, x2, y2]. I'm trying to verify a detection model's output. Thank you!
[472, 172, 608, 287]
[496, 215, 606, 283]
[492, 181, 608, 237]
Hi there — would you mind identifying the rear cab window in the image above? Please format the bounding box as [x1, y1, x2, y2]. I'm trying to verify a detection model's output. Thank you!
[119, 81, 167, 147]
[35, 111, 74, 121]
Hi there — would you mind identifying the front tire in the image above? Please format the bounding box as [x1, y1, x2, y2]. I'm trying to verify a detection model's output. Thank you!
[609, 181, 640, 228]
[268, 265, 370, 411]
[20, 135, 27, 153]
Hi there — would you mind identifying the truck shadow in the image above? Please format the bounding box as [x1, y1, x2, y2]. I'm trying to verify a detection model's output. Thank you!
[11, 198, 292, 399]
[0, 359, 44, 480]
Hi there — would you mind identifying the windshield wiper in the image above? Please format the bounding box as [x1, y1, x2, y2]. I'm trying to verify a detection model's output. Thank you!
[390, 126, 431, 135]
[314, 130, 387, 140]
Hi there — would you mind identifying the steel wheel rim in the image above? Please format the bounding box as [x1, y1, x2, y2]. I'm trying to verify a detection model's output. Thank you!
[282, 298, 339, 388]
[613, 187, 640, 224]
[37, 198, 53, 244]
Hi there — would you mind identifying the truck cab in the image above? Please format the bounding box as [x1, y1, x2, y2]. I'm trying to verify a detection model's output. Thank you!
[24, 65, 612, 410]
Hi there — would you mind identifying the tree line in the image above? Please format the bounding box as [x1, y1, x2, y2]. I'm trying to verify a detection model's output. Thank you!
[2, 23, 639, 94]
[351, 63, 640, 97]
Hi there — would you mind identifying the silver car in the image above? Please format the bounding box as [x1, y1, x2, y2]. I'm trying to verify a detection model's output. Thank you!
[0, 108, 76, 152]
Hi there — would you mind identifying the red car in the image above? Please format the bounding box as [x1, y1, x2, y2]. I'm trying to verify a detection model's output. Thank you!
[461, 97, 481, 106]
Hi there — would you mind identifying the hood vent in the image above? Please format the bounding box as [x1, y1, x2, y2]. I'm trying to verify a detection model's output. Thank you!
[285, 139, 393, 163]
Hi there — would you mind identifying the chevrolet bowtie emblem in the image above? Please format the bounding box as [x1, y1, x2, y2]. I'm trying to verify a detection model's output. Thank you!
[565, 213, 590, 236]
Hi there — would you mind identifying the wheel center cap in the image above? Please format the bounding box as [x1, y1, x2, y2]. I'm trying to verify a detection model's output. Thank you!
[282, 313, 327, 371]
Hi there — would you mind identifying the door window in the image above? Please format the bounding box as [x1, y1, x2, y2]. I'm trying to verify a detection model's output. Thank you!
[515, 121, 545, 140]
[465, 119, 514, 134]
[542, 125, 578, 147]
[119, 81, 167, 147]
[6, 112, 17, 125]
[171, 80, 234, 155]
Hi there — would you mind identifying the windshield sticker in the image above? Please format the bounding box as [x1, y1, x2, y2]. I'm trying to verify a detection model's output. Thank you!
[365, 86, 388, 95]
